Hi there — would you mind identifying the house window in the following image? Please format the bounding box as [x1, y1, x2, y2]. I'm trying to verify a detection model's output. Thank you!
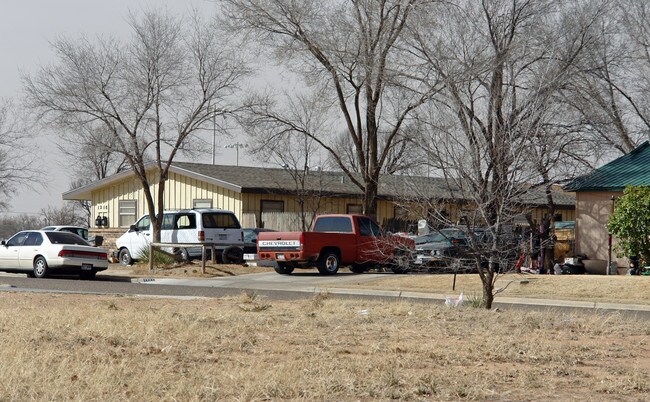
[193, 199, 213, 209]
[261, 200, 284, 213]
[346, 204, 363, 214]
[394, 205, 409, 219]
[260, 200, 284, 228]
[118, 200, 137, 227]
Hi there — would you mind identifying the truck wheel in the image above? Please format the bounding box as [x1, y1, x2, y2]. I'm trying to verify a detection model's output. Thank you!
[119, 248, 133, 266]
[274, 263, 294, 275]
[317, 251, 340, 275]
[390, 250, 411, 274]
[222, 246, 244, 264]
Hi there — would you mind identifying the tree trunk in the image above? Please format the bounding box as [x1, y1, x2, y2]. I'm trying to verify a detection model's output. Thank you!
[363, 179, 378, 219]
[153, 175, 166, 243]
[481, 269, 494, 309]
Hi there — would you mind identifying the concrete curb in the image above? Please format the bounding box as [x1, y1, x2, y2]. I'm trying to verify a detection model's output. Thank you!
[122, 276, 650, 315]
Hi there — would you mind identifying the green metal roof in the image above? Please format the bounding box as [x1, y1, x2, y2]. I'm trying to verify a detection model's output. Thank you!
[564, 141, 650, 192]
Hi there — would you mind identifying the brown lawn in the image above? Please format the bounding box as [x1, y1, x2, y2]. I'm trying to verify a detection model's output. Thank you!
[0, 292, 647, 400]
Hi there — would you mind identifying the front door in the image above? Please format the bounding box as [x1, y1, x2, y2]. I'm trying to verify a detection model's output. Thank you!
[130, 215, 152, 259]
[0, 232, 29, 269]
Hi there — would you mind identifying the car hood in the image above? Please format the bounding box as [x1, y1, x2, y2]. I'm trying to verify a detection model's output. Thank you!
[416, 241, 452, 251]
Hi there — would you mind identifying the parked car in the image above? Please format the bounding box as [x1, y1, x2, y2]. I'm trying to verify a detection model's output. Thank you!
[414, 228, 471, 266]
[211, 228, 279, 265]
[40, 225, 106, 247]
[415, 227, 518, 273]
[115, 209, 244, 265]
[0, 230, 108, 279]
[41, 225, 89, 240]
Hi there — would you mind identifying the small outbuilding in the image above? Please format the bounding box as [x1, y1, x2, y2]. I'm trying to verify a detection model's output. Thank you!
[564, 141, 650, 273]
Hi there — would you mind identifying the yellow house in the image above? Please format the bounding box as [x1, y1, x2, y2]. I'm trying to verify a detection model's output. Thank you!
[63, 162, 575, 233]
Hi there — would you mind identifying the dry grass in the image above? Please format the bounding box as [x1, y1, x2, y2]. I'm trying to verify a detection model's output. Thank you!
[344, 273, 650, 305]
[0, 292, 647, 400]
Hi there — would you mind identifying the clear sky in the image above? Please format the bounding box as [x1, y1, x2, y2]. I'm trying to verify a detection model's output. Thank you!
[0, 0, 252, 215]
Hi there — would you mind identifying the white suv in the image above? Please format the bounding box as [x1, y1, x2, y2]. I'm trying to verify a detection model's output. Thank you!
[115, 209, 243, 265]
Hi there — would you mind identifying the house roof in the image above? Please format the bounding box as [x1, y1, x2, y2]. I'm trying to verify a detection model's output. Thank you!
[63, 161, 575, 207]
[564, 141, 650, 192]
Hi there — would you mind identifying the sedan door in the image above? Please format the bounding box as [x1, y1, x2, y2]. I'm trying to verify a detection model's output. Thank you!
[18, 232, 45, 269]
[0, 232, 29, 269]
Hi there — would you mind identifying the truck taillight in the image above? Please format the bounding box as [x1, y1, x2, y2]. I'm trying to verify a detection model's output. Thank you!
[300, 232, 304, 250]
[198, 230, 205, 241]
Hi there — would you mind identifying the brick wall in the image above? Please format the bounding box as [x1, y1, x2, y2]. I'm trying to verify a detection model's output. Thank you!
[89, 228, 126, 253]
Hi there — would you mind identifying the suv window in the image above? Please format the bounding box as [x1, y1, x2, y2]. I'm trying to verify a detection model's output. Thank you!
[174, 214, 197, 229]
[202, 213, 240, 229]
[135, 215, 151, 231]
[64, 227, 88, 240]
[161, 214, 174, 230]
[313, 217, 353, 233]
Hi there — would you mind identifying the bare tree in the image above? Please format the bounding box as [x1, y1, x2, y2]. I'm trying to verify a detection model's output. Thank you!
[59, 125, 129, 226]
[411, 0, 602, 308]
[0, 99, 40, 210]
[245, 93, 332, 231]
[222, 0, 443, 218]
[0, 214, 43, 240]
[40, 203, 87, 227]
[23, 10, 248, 241]
[562, 0, 650, 156]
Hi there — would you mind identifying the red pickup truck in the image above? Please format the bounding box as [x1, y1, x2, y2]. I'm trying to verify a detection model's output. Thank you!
[256, 214, 415, 275]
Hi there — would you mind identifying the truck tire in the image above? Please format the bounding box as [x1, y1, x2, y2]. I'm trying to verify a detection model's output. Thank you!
[389, 250, 411, 274]
[119, 248, 133, 266]
[274, 263, 294, 275]
[317, 250, 340, 275]
[222, 246, 244, 264]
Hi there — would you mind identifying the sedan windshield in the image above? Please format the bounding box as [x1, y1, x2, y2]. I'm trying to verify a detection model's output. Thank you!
[45, 232, 90, 246]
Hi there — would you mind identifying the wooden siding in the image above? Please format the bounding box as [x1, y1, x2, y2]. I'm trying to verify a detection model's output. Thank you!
[91, 171, 242, 228]
[89, 170, 575, 233]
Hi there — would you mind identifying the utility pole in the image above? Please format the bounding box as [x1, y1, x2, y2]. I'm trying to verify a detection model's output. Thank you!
[212, 107, 216, 165]
[225, 143, 248, 166]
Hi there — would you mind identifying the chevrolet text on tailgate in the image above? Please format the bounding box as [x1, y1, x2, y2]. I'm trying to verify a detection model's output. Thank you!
[257, 214, 415, 275]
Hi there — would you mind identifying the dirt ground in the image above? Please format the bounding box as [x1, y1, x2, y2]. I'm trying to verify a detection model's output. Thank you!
[109, 261, 273, 278]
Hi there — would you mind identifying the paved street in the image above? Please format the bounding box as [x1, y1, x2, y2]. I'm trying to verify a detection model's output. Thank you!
[0, 270, 648, 318]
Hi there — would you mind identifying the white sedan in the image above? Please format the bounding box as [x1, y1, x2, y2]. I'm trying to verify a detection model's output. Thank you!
[0, 230, 108, 279]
